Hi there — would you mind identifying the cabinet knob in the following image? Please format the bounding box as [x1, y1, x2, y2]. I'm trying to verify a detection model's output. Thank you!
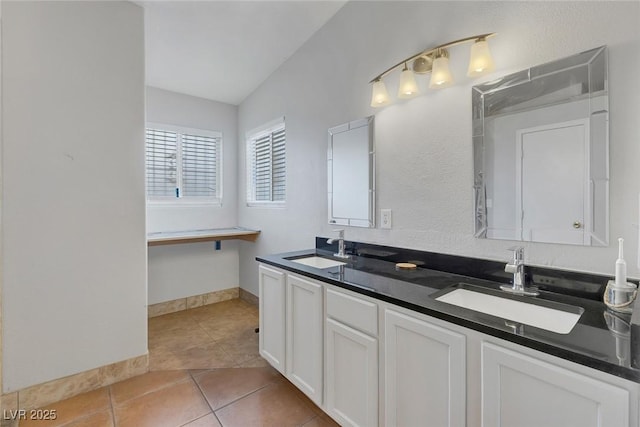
[573, 221, 582, 229]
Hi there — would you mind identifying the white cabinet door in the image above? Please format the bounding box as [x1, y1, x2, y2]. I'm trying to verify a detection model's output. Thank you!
[286, 274, 323, 405]
[326, 318, 378, 427]
[384, 309, 466, 427]
[482, 342, 630, 427]
[258, 265, 286, 374]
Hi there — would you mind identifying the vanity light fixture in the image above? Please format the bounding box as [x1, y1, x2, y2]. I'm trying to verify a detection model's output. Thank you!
[429, 49, 454, 88]
[370, 78, 391, 107]
[467, 36, 495, 76]
[369, 33, 495, 108]
[397, 63, 420, 98]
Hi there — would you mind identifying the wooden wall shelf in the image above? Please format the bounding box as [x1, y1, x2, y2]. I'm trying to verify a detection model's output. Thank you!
[147, 227, 260, 247]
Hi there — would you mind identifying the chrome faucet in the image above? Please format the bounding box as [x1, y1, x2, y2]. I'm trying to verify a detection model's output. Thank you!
[501, 247, 539, 296]
[327, 229, 349, 259]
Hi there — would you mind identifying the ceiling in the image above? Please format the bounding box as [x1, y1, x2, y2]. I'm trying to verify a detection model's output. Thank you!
[141, 1, 346, 105]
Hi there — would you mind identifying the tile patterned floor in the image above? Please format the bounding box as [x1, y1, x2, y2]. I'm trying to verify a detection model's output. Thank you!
[12, 299, 339, 427]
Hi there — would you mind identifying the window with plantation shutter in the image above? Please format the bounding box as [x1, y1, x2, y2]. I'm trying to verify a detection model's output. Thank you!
[247, 118, 286, 205]
[145, 123, 222, 205]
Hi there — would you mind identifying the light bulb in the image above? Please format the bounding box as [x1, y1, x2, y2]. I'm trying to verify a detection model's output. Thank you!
[370, 79, 390, 107]
[429, 50, 454, 89]
[397, 64, 420, 99]
[467, 38, 495, 77]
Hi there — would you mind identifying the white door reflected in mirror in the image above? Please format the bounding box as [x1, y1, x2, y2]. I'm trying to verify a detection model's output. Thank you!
[516, 120, 589, 245]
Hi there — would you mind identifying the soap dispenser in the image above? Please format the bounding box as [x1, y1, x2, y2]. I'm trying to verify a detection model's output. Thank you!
[604, 238, 638, 314]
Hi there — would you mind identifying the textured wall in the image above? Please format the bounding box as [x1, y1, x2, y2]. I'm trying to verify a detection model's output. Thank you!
[238, 1, 640, 295]
[2, 2, 147, 391]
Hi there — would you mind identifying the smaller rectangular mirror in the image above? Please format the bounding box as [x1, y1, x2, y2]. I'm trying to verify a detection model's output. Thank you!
[328, 116, 375, 228]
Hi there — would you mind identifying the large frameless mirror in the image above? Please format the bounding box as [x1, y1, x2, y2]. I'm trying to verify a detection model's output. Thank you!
[328, 116, 375, 228]
[473, 46, 608, 246]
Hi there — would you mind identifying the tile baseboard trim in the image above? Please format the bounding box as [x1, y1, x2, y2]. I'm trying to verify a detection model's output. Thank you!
[239, 288, 258, 306]
[148, 287, 240, 318]
[1, 353, 148, 413]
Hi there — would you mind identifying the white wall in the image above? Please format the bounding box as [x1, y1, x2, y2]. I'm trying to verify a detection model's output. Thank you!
[238, 1, 640, 296]
[2, 2, 147, 392]
[146, 87, 240, 304]
[0, 0, 4, 401]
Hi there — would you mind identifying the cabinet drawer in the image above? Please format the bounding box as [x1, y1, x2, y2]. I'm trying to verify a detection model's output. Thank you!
[326, 287, 378, 336]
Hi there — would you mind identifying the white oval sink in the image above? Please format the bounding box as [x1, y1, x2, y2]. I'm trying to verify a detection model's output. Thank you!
[289, 256, 346, 269]
[435, 286, 583, 334]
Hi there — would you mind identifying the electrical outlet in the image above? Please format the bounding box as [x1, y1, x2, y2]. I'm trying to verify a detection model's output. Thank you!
[381, 209, 392, 229]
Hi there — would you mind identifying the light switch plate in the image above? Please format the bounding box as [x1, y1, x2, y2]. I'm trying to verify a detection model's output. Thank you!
[381, 209, 392, 229]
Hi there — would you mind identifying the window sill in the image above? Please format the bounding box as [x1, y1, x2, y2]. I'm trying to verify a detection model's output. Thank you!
[147, 199, 222, 208]
[246, 202, 286, 209]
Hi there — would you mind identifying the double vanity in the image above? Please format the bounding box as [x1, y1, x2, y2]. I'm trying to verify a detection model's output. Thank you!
[257, 238, 640, 427]
[266, 48, 631, 425]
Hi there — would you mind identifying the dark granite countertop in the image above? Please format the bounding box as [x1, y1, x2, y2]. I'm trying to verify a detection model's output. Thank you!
[257, 243, 640, 383]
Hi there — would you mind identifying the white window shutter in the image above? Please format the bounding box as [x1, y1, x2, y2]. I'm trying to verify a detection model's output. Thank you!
[145, 128, 178, 197]
[181, 133, 220, 198]
[271, 128, 286, 202]
[254, 134, 273, 201]
[247, 121, 286, 204]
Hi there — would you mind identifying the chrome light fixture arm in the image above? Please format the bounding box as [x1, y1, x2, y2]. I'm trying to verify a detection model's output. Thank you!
[369, 33, 496, 107]
[368, 32, 496, 83]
